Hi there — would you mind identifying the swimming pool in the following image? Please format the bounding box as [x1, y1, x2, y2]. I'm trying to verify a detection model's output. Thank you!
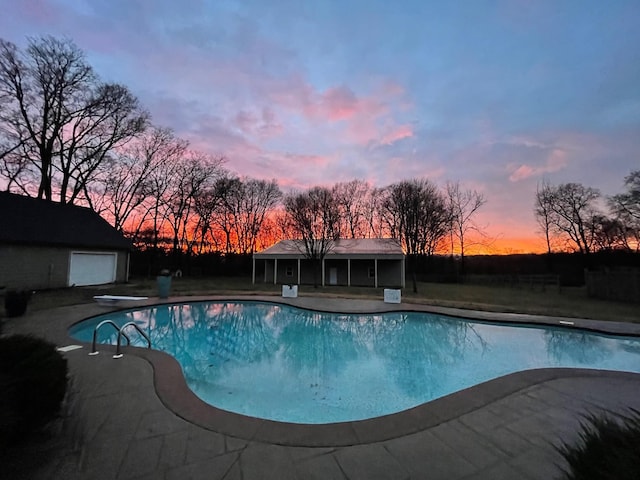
[69, 301, 640, 424]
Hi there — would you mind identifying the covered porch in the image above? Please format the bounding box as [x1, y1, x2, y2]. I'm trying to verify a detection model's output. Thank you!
[252, 239, 405, 288]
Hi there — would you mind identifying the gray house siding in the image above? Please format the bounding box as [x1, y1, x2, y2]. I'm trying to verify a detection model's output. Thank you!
[323, 259, 348, 285]
[276, 259, 299, 284]
[300, 259, 317, 284]
[350, 259, 375, 287]
[0, 245, 69, 290]
[0, 245, 129, 290]
[377, 260, 404, 288]
[114, 251, 129, 284]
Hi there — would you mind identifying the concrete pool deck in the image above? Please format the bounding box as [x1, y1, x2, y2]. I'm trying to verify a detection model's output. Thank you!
[3, 295, 640, 479]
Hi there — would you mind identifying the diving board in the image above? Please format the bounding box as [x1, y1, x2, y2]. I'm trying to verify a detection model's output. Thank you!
[93, 295, 149, 306]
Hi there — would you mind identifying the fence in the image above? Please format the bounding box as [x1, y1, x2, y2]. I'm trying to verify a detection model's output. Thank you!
[462, 274, 561, 292]
[585, 269, 640, 303]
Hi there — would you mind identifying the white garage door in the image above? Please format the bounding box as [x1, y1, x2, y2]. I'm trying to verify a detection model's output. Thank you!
[69, 252, 117, 286]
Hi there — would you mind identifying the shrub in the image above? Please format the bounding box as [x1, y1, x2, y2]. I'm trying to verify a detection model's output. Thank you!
[0, 334, 68, 445]
[4, 290, 31, 317]
[557, 409, 640, 480]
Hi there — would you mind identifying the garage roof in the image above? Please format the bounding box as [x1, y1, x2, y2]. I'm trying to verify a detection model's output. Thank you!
[254, 238, 404, 258]
[0, 192, 131, 250]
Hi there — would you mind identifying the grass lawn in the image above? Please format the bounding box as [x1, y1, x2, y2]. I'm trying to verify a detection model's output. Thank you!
[20, 276, 640, 323]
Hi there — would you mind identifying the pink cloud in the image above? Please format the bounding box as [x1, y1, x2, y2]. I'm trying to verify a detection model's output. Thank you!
[508, 147, 568, 182]
[16, 0, 62, 25]
[265, 78, 412, 147]
[258, 107, 284, 138]
[546, 148, 568, 170]
[252, 152, 338, 191]
[123, 37, 413, 150]
[316, 86, 360, 120]
[345, 121, 380, 146]
[379, 124, 414, 145]
[282, 152, 332, 168]
[509, 164, 535, 182]
[379, 81, 407, 98]
[234, 110, 258, 133]
[233, 107, 283, 138]
[299, 85, 388, 124]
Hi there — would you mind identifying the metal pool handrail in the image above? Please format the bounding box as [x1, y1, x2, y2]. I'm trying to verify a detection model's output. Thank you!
[113, 321, 151, 359]
[89, 320, 130, 355]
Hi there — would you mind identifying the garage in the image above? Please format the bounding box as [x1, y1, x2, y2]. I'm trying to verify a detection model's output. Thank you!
[1, 192, 131, 290]
[69, 252, 118, 286]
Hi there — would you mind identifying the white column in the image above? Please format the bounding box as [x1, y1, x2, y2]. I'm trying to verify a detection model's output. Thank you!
[321, 258, 325, 287]
[374, 258, 378, 288]
[297, 258, 301, 284]
[125, 253, 130, 283]
[401, 257, 406, 288]
[273, 258, 278, 284]
[347, 259, 351, 286]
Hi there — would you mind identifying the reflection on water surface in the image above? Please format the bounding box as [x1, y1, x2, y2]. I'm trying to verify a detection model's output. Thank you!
[70, 301, 640, 423]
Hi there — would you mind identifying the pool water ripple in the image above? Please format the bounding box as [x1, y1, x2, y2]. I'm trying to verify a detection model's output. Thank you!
[69, 301, 640, 424]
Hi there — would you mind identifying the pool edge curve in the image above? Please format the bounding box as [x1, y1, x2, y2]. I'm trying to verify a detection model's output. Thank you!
[66, 295, 640, 447]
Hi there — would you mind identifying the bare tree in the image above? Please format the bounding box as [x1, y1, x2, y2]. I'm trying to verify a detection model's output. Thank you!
[0, 90, 29, 191]
[592, 215, 629, 251]
[164, 152, 225, 259]
[535, 179, 556, 254]
[273, 205, 299, 243]
[55, 83, 147, 204]
[332, 179, 371, 238]
[208, 176, 242, 254]
[254, 213, 282, 252]
[381, 179, 450, 292]
[610, 170, 640, 251]
[283, 186, 341, 287]
[144, 156, 176, 252]
[224, 177, 282, 254]
[0, 36, 148, 202]
[98, 126, 187, 232]
[0, 136, 29, 192]
[446, 181, 486, 273]
[193, 175, 234, 254]
[535, 182, 601, 254]
[363, 186, 388, 238]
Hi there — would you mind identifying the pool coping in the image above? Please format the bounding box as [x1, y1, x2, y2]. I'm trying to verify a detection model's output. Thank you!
[66, 295, 640, 447]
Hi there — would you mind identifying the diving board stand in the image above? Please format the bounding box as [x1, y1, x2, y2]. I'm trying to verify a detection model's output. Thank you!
[93, 295, 149, 306]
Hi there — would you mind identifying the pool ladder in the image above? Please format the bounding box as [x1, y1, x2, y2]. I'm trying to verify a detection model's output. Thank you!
[89, 320, 151, 359]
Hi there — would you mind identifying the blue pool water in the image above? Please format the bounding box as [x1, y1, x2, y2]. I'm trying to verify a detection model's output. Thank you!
[69, 301, 640, 424]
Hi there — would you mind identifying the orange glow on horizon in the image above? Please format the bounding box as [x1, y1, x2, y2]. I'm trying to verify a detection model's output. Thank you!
[466, 237, 548, 255]
[118, 206, 549, 256]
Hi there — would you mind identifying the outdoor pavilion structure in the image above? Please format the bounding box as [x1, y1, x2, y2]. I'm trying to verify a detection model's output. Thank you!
[252, 238, 405, 288]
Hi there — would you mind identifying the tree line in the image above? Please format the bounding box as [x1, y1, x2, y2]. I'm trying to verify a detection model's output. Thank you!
[1, 36, 637, 281]
[0, 36, 487, 266]
[535, 172, 640, 255]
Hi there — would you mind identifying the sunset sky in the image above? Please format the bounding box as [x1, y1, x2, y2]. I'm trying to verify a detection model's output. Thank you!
[2, 0, 638, 253]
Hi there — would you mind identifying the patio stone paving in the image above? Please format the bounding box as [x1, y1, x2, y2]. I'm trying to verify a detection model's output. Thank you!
[2, 295, 639, 479]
